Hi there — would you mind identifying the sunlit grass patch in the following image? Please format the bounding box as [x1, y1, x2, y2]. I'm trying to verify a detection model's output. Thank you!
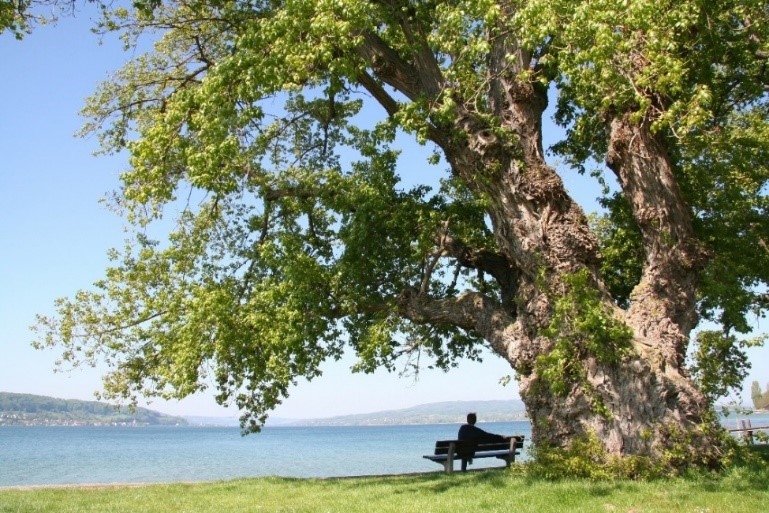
[1, 464, 768, 513]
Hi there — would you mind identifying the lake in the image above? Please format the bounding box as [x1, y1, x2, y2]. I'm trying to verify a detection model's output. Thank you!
[3, 413, 767, 488]
[0, 422, 532, 487]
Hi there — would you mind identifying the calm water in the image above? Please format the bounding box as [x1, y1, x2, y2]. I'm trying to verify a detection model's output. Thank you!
[3, 414, 766, 487]
[0, 422, 532, 487]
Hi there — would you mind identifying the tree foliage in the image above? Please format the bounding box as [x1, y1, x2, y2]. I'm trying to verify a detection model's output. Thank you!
[688, 331, 764, 403]
[0, 0, 88, 38]
[524, 0, 769, 332]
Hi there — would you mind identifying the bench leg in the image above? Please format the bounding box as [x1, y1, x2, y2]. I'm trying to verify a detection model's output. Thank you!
[505, 437, 520, 466]
[445, 442, 455, 474]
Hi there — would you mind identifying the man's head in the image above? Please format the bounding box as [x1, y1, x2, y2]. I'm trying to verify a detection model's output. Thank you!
[466, 412, 477, 425]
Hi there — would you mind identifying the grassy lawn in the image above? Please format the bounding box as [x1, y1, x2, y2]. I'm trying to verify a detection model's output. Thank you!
[2, 465, 768, 513]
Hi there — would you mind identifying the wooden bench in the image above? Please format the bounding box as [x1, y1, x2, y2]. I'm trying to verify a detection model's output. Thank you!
[423, 436, 525, 474]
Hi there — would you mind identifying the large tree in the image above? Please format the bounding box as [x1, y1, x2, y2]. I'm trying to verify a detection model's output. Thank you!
[28, 0, 769, 468]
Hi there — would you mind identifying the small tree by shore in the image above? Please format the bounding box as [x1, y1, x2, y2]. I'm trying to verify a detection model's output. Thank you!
[752, 382, 769, 411]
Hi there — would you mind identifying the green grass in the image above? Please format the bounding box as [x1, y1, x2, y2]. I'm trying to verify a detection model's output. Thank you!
[2, 466, 768, 513]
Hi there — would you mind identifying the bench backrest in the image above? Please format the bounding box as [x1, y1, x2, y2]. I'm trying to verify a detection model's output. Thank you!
[432, 436, 524, 457]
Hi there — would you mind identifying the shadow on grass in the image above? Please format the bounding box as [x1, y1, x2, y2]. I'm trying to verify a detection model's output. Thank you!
[284, 468, 514, 496]
[509, 453, 769, 497]
[689, 455, 769, 494]
[748, 444, 769, 462]
[246, 455, 769, 502]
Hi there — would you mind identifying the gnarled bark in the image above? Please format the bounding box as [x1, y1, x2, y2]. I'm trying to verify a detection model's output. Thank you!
[607, 115, 707, 371]
[391, 75, 720, 464]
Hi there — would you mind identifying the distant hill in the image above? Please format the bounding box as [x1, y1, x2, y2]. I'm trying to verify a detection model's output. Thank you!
[0, 392, 187, 427]
[0, 392, 527, 428]
[291, 399, 527, 426]
[182, 400, 528, 427]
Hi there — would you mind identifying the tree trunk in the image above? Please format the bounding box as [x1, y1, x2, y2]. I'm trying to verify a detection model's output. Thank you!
[359, 7, 723, 467]
[511, 114, 719, 464]
[520, 354, 721, 462]
[396, 93, 722, 468]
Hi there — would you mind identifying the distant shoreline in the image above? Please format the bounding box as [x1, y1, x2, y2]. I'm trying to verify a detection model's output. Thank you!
[2, 393, 528, 427]
[0, 391, 187, 427]
[0, 418, 529, 429]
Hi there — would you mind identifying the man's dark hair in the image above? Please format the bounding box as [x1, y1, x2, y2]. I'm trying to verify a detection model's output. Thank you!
[467, 412, 477, 425]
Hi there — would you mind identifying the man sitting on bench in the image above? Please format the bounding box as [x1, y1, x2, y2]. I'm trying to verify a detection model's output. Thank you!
[457, 412, 509, 471]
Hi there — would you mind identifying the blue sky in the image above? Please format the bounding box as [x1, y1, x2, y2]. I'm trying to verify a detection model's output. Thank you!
[1, 9, 767, 420]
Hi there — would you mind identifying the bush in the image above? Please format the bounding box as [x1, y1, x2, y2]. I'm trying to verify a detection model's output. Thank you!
[516, 427, 764, 481]
[517, 433, 664, 480]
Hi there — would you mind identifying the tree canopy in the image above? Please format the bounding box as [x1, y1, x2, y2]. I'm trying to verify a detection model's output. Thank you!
[18, 0, 769, 465]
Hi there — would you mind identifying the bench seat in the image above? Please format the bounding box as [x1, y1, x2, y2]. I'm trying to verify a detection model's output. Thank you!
[423, 436, 525, 474]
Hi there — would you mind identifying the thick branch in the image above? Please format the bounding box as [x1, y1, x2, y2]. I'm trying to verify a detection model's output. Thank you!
[356, 70, 399, 117]
[395, 286, 525, 362]
[606, 115, 706, 317]
[387, 3, 443, 98]
[486, 5, 534, 122]
[356, 31, 424, 101]
[607, 114, 705, 369]
[439, 231, 520, 310]
[366, 0, 444, 95]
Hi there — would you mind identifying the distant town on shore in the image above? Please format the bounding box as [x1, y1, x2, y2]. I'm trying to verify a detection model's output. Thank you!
[0, 392, 187, 427]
